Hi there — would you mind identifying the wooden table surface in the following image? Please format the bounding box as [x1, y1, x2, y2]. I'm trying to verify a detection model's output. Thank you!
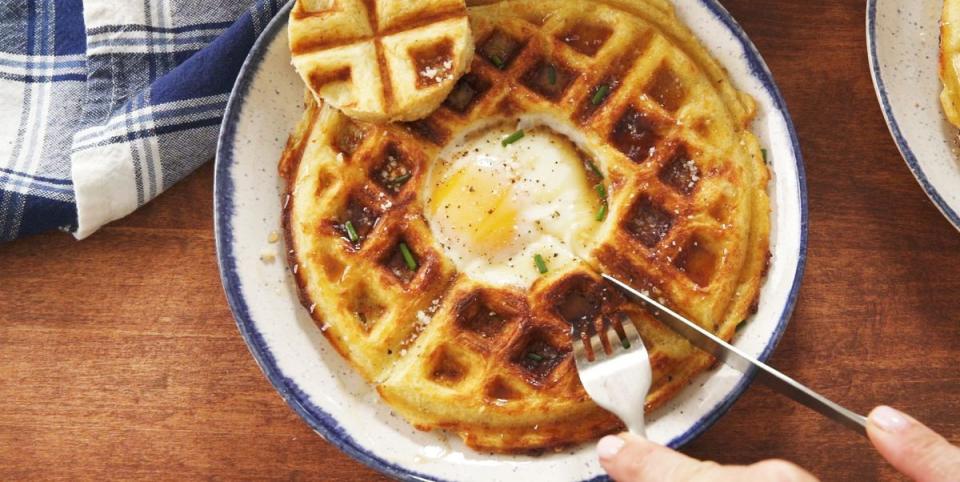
[2, 0, 959, 480]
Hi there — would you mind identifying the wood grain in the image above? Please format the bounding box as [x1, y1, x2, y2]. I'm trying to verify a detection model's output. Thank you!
[1, 0, 958, 480]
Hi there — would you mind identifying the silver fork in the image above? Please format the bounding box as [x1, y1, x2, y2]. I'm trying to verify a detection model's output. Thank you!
[571, 316, 653, 436]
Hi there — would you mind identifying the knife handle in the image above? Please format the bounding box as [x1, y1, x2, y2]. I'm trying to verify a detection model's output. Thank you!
[753, 364, 868, 436]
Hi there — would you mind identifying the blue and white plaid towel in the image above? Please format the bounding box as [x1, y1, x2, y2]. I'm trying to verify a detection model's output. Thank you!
[0, 0, 286, 242]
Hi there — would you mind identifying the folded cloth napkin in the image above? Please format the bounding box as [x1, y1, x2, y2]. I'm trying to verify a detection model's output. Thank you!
[0, 0, 286, 242]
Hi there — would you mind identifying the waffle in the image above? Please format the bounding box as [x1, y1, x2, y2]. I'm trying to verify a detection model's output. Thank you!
[280, 0, 770, 453]
[942, 0, 960, 128]
[289, 0, 474, 122]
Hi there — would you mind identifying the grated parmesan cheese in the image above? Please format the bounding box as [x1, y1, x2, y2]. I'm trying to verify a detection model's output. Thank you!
[416, 310, 431, 325]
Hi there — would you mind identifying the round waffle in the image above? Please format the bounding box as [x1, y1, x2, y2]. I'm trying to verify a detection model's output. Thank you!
[280, 0, 771, 453]
[288, 0, 474, 122]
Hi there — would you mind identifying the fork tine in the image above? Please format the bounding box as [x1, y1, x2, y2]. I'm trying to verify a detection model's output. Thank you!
[610, 316, 627, 345]
[571, 329, 590, 366]
[620, 316, 644, 352]
[589, 328, 607, 360]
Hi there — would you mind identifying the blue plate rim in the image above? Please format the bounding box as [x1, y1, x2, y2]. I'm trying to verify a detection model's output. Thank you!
[866, 0, 960, 231]
[213, 1, 809, 480]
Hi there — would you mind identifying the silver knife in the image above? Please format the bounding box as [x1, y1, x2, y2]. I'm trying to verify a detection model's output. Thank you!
[602, 273, 869, 436]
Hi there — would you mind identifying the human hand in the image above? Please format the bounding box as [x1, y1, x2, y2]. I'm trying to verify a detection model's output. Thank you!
[596, 406, 960, 481]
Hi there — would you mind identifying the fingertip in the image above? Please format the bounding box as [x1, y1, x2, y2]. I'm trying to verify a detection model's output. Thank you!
[868, 405, 911, 433]
[597, 434, 627, 461]
[866, 405, 919, 458]
[866, 405, 913, 456]
[865, 405, 960, 481]
[599, 432, 705, 481]
[597, 432, 660, 481]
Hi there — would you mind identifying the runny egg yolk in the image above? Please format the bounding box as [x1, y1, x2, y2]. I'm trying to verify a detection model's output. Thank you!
[428, 160, 518, 253]
[425, 123, 602, 288]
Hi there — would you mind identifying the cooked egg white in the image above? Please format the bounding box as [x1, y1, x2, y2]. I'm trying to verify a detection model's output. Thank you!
[424, 121, 602, 288]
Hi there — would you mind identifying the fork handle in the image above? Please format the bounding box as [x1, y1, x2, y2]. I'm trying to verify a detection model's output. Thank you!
[625, 419, 646, 437]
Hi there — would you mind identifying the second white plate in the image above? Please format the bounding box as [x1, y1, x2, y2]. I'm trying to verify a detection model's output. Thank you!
[869, 0, 960, 231]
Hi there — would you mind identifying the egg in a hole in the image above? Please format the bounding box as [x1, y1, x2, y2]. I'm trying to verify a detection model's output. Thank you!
[423, 120, 607, 287]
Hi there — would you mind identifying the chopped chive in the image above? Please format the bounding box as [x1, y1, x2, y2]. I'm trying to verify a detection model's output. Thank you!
[586, 159, 604, 179]
[596, 203, 608, 222]
[526, 352, 544, 362]
[390, 173, 411, 185]
[594, 183, 607, 200]
[534, 254, 548, 274]
[502, 129, 525, 146]
[491, 55, 505, 69]
[591, 84, 610, 105]
[621, 338, 630, 349]
[344, 220, 359, 243]
[761, 148, 768, 163]
[547, 64, 557, 85]
[399, 242, 417, 271]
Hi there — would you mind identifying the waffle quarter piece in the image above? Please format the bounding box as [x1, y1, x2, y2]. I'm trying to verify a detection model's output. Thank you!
[289, 0, 474, 123]
[281, 0, 771, 453]
[942, 0, 960, 128]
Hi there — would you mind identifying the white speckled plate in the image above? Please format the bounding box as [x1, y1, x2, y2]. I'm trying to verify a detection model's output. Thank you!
[868, 0, 960, 230]
[214, 2, 807, 480]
